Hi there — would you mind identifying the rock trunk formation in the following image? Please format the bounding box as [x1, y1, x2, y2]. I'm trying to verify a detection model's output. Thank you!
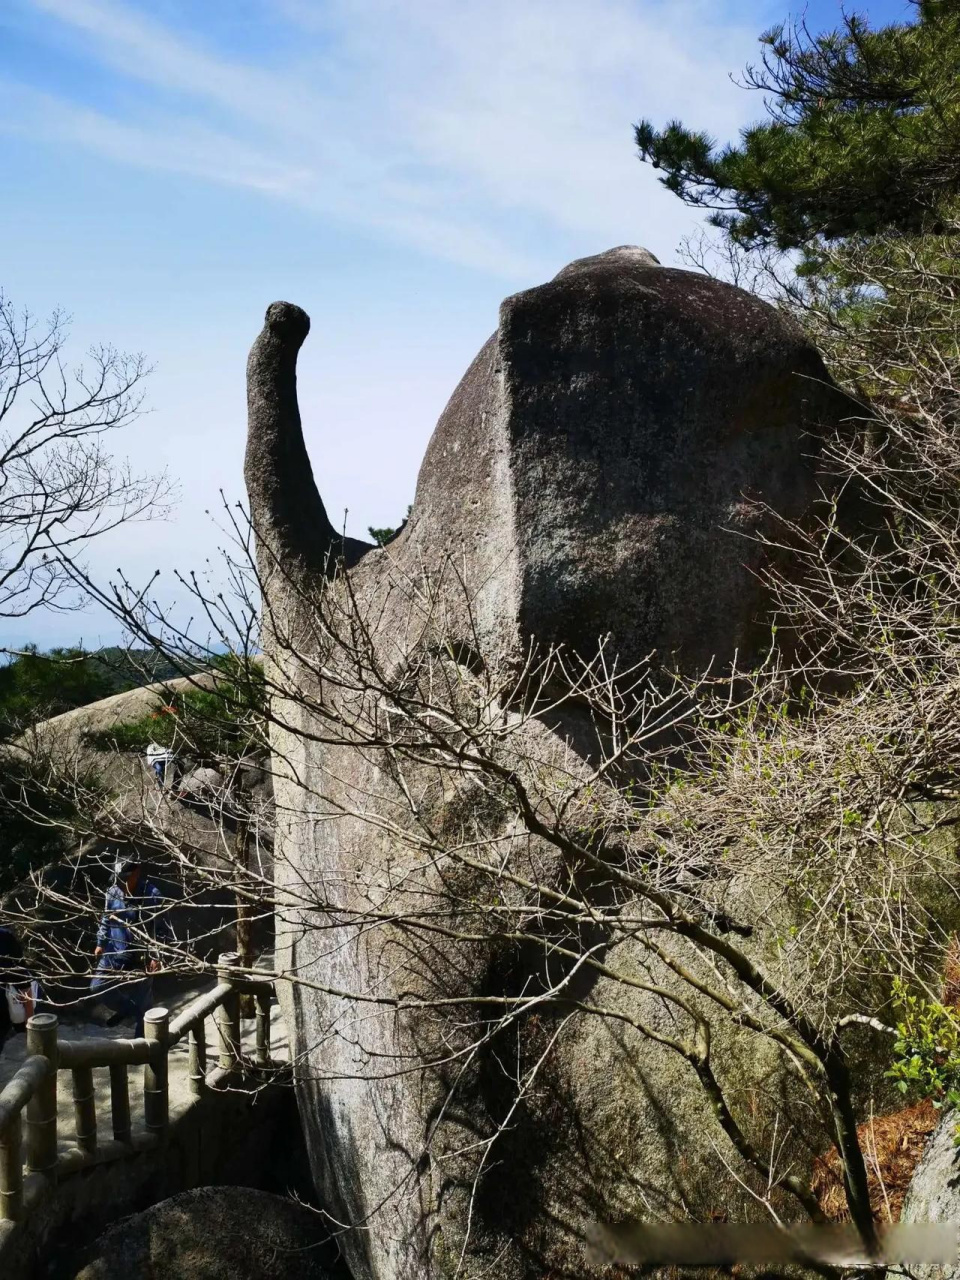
[245, 247, 853, 1279]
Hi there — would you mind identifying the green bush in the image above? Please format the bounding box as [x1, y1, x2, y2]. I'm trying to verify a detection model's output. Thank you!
[886, 976, 960, 1141]
[83, 656, 265, 763]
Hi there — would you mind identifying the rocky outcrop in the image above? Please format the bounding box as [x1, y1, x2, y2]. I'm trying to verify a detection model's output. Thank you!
[8, 674, 225, 834]
[901, 1114, 960, 1278]
[245, 248, 854, 1280]
[72, 1186, 343, 1280]
[25, 675, 217, 757]
[6, 679, 275, 977]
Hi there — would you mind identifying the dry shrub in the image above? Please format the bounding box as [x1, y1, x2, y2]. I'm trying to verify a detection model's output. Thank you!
[811, 1100, 939, 1223]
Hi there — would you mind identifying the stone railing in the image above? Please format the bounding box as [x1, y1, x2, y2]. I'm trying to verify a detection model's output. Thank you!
[0, 951, 274, 1240]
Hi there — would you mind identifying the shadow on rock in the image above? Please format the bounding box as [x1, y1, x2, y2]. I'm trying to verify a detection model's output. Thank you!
[69, 1185, 352, 1280]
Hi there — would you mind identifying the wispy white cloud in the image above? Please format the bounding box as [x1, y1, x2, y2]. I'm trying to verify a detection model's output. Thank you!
[0, 82, 315, 195]
[4, 0, 767, 275]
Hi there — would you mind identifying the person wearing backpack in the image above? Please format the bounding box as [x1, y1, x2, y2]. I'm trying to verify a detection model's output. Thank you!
[90, 856, 173, 1038]
[146, 741, 176, 790]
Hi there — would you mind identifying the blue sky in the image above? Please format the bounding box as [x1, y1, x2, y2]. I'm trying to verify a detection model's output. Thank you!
[0, 0, 913, 649]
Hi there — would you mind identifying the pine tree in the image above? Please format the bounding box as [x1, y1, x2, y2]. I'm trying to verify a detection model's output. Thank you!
[635, 1, 960, 250]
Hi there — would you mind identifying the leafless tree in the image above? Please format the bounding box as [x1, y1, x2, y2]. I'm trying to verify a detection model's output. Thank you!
[6, 532, 950, 1266]
[8, 230, 960, 1269]
[0, 290, 172, 621]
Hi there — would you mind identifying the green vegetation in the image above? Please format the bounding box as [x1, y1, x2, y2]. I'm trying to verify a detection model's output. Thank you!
[633, 0, 960, 1215]
[0, 646, 113, 892]
[0, 644, 185, 741]
[368, 504, 412, 547]
[0, 646, 112, 740]
[0, 652, 262, 891]
[635, 1, 960, 250]
[83, 655, 265, 762]
[887, 977, 960, 1141]
[0, 644, 206, 892]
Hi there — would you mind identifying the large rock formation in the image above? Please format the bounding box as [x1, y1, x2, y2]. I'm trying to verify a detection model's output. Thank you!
[245, 247, 854, 1280]
[4, 678, 275, 986]
[901, 1114, 960, 1279]
[73, 1186, 343, 1280]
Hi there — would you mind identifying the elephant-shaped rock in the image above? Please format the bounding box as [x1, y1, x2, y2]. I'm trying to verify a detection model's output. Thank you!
[245, 247, 852, 1280]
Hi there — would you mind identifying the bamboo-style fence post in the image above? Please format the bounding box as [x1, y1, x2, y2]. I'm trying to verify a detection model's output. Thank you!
[0, 970, 283, 1239]
[25, 1013, 58, 1178]
[0, 1112, 22, 1222]
[109, 1064, 131, 1145]
[188, 1021, 207, 1098]
[143, 1007, 169, 1140]
[255, 988, 271, 1067]
[216, 952, 242, 1071]
[234, 815, 255, 1019]
[71, 1066, 97, 1155]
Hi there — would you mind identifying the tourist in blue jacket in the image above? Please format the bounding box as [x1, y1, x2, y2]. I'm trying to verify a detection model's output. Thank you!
[90, 856, 172, 1038]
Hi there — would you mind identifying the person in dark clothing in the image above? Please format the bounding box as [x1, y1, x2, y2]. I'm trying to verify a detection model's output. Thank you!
[90, 857, 173, 1038]
[0, 925, 29, 1052]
